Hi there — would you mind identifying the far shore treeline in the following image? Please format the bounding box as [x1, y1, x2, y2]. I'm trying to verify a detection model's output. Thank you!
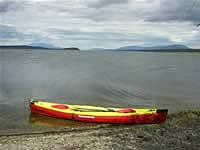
[0, 45, 80, 51]
[1, 44, 200, 52]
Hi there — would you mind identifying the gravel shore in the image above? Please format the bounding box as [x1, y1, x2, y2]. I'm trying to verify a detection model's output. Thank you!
[0, 110, 200, 150]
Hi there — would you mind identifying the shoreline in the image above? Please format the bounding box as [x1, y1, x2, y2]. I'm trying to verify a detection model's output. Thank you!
[0, 110, 199, 149]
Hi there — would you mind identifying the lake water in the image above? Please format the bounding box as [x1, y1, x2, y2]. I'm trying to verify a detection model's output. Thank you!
[0, 49, 200, 135]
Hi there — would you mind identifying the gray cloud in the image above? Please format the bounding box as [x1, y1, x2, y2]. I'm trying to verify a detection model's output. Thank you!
[148, 0, 200, 24]
[0, 24, 25, 39]
[45, 27, 171, 49]
[0, 24, 49, 45]
[48, 28, 124, 37]
[0, 0, 26, 13]
[86, 0, 129, 8]
[0, 0, 199, 48]
[70, 0, 159, 22]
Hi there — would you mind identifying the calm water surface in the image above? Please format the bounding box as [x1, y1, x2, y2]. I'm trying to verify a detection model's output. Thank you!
[0, 49, 200, 134]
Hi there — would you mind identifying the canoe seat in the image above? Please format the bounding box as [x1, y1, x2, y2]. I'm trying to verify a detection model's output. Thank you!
[52, 104, 69, 109]
[117, 108, 136, 113]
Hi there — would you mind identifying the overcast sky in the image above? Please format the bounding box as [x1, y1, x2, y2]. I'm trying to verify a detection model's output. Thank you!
[0, 0, 200, 49]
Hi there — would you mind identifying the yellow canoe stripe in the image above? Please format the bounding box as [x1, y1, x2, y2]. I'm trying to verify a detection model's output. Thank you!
[33, 101, 157, 117]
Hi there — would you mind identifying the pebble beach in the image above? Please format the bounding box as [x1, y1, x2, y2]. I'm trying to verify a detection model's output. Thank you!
[0, 110, 199, 150]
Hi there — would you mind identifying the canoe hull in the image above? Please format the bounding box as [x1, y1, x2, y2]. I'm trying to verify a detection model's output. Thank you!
[30, 102, 168, 124]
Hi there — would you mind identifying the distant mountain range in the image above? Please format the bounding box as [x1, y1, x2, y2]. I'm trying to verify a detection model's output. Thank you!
[1, 44, 200, 52]
[116, 44, 190, 51]
[91, 44, 193, 52]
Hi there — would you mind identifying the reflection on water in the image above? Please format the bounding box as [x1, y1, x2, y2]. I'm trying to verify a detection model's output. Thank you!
[29, 114, 98, 128]
[1, 49, 200, 134]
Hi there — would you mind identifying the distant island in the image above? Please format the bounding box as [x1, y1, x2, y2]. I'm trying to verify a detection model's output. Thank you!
[64, 47, 80, 51]
[90, 44, 200, 52]
[0, 45, 80, 51]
